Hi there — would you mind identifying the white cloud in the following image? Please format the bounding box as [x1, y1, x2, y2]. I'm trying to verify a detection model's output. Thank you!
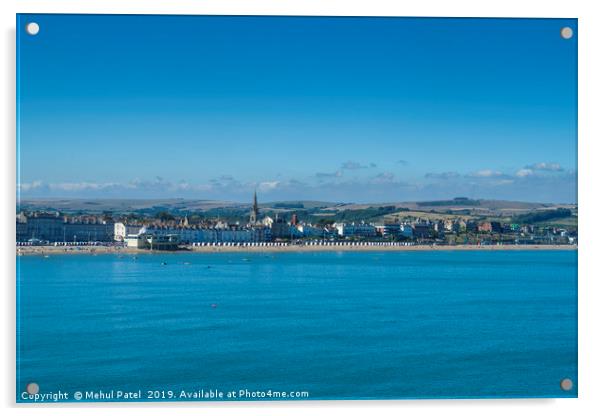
[48, 182, 121, 191]
[18, 181, 43, 191]
[425, 171, 460, 180]
[258, 181, 280, 192]
[468, 169, 504, 178]
[526, 162, 564, 172]
[515, 168, 534, 177]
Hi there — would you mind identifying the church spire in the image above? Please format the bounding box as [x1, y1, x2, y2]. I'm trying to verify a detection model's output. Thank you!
[250, 190, 259, 224]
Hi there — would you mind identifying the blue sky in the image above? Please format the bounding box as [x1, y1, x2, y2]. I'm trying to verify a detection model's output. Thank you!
[17, 15, 577, 203]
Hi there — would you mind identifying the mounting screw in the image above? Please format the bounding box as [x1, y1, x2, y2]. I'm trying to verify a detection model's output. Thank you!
[560, 27, 573, 40]
[560, 378, 573, 391]
[26, 382, 40, 394]
[26, 22, 40, 36]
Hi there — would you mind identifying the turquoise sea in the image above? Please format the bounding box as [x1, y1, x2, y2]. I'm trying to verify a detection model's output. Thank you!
[17, 250, 577, 401]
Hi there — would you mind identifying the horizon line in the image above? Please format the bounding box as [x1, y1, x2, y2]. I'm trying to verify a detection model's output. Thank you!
[16, 196, 577, 206]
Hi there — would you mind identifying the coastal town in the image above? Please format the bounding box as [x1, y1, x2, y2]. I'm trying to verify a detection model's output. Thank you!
[16, 194, 578, 252]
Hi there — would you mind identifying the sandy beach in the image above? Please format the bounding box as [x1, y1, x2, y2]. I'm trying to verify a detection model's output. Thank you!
[16, 244, 577, 256]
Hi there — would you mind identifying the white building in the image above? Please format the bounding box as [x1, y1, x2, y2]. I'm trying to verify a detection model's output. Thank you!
[114, 223, 144, 242]
[125, 233, 147, 248]
[125, 233, 180, 250]
[400, 224, 414, 238]
[121, 224, 270, 244]
[296, 224, 325, 238]
[334, 222, 376, 238]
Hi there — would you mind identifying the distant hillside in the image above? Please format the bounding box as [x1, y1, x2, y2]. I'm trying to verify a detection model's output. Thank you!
[17, 198, 242, 214]
[513, 208, 573, 224]
[18, 198, 575, 219]
[416, 197, 481, 207]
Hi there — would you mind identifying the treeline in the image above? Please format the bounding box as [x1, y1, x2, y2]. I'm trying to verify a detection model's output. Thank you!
[272, 202, 304, 209]
[514, 208, 572, 224]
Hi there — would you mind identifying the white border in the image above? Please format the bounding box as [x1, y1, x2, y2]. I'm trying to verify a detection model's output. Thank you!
[2, 1, 601, 415]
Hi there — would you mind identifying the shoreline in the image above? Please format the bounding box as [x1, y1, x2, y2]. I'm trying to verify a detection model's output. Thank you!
[16, 244, 578, 256]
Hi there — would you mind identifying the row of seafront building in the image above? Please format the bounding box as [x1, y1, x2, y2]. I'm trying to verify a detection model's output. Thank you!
[14, 211, 484, 243]
[16, 193, 577, 248]
[16, 212, 273, 245]
[16, 212, 114, 243]
[117, 220, 411, 248]
[119, 223, 272, 249]
[16, 210, 576, 249]
[16, 211, 417, 246]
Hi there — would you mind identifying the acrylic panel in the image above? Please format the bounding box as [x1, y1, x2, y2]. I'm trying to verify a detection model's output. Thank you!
[16, 14, 578, 403]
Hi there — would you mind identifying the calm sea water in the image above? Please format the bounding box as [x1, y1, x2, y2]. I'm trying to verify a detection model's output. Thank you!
[17, 250, 577, 401]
